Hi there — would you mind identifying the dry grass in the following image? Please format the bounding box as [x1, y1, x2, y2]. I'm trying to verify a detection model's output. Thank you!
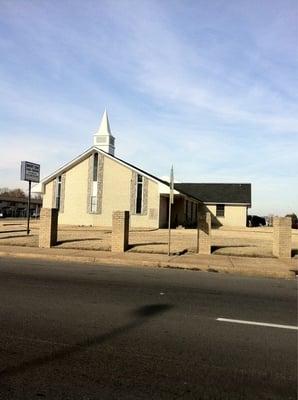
[0, 219, 297, 258]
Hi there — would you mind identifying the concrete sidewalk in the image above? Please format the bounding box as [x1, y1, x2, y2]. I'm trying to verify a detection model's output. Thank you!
[0, 244, 297, 279]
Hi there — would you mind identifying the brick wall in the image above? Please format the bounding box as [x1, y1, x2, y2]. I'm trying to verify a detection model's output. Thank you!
[197, 211, 211, 255]
[39, 208, 58, 248]
[111, 211, 129, 252]
[273, 217, 291, 258]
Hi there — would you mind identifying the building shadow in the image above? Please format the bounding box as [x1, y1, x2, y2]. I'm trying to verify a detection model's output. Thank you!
[0, 234, 31, 240]
[0, 229, 27, 234]
[173, 249, 188, 256]
[57, 238, 102, 245]
[211, 245, 256, 253]
[291, 249, 298, 257]
[0, 303, 173, 379]
[128, 242, 166, 249]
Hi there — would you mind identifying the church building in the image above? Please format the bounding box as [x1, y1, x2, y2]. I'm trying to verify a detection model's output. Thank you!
[35, 111, 251, 228]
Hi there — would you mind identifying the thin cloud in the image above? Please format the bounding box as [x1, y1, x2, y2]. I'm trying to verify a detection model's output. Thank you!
[0, 0, 297, 215]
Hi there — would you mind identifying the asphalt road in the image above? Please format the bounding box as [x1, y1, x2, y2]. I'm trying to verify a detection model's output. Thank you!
[0, 257, 297, 400]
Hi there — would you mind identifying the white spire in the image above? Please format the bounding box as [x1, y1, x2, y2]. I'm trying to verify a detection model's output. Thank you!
[97, 109, 112, 135]
[93, 109, 115, 155]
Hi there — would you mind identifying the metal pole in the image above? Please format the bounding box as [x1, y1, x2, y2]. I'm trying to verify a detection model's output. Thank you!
[27, 180, 31, 235]
[168, 195, 172, 256]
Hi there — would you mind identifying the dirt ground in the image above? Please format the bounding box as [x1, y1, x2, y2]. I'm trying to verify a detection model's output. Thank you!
[0, 219, 297, 258]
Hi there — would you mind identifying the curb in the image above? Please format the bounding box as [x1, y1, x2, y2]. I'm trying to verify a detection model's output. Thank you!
[0, 250, 295, 280]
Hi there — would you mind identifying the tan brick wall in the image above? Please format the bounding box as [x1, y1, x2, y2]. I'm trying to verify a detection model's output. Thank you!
[111, 211, 129, 252]
[43, 158, 94, 226]
[273, 217, 291, 258]
[61, 158, 93, 225]
[94, 155, 158, 227]
[39, 208, 58, 248]
[42, 154, 160, 229]
[43, 154, 160, 228]
[130, 179, 159, 228]
[197, 211, 211, 255]
[206, 204, 247, 227]
[42, 180, 55, 208]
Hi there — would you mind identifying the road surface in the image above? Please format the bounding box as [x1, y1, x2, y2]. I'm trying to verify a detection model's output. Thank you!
[0, 257, 297, 399]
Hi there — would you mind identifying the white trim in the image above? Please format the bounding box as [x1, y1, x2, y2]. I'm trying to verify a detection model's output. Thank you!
[36, 146, 202, 203]
[94, 147, 163, 185]
[206, 202, 251, 206]
[38, 146, 166, 192]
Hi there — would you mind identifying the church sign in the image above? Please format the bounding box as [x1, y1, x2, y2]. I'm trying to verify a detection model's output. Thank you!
[20, 161, 40, 235]
[20, 161, 40, 183]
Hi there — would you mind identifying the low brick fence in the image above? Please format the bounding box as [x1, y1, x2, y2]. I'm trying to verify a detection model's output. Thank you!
[1, 209, 293, 259]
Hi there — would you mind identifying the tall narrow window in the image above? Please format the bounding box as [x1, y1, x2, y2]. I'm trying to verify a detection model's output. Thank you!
[93, 153, 98, 181]
[135, 174, 143, 214]
[90, 153, 98, 213]
[56, 176, 61, 210]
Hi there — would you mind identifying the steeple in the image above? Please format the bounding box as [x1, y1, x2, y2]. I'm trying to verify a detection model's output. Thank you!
[93, 109, 115, 155]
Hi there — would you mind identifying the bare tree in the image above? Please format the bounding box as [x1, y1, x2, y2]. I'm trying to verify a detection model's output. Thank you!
[0, 188, 26, 198]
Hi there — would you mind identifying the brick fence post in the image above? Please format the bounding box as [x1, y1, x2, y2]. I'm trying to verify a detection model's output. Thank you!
[111, 211, 130, 252]
[197, 211, 211, 255]
[273, 217, 291, 258]
[39, 208, 58, 248]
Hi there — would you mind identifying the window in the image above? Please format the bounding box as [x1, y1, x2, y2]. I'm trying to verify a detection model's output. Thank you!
[90, 196, 97, 213]
[93, 153, 98, 182]
[135, 174, 143, 214]
[56, 176, 61, 210]
[216, 204, 225, 217]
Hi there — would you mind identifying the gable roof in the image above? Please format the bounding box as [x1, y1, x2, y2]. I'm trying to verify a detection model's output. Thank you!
[36, 146, 168, 188]
[175, 183, 251, 205]
[34, 147, 250, 206]
[33, 146, 200, 202]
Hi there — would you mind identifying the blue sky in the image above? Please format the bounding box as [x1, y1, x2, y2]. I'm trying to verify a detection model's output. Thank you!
[0, 0, 297, 215]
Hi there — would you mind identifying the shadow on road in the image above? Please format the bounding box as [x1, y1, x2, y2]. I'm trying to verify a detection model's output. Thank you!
[0, 303, 173, 379]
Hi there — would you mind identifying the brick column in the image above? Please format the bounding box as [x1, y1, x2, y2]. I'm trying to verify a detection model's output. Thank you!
[273, 217, 291, 258]
[197, 211, 211, 255]
[39, 208, 58, 248]
[111, 211, 129, 252]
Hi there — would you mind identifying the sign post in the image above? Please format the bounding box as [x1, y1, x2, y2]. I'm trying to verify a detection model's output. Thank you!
[168, 165, 174, 256]
[20, 161, 40, 235]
